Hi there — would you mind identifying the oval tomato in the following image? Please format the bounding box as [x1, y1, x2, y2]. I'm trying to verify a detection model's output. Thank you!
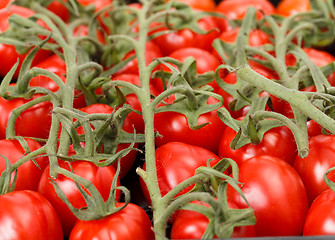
[38, 160, 121, 237]
[69, 202, 154, 240]
[218, 125, 297, 167]
[140, 142, 222, 205]
[0, 190, 63, 240]
[294, 134, 335, 205]
[227, 155, 309, 237]
[303, 188, 335, 236]
[170, 200, 256, 239]
[0, 138, 49, 191]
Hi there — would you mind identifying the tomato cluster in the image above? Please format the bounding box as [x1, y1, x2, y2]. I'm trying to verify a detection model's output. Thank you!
[0, 0, 335, 239]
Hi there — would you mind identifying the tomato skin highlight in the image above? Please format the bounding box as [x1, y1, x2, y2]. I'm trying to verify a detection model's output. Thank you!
[227, 155, 309, 237]
[69, 202, 154, 240]
[0, 190, 63, 240]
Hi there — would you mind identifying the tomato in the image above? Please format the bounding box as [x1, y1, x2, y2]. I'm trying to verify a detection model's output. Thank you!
[0, 5, 50, 78]
[170, 200, 256, 239]
[0, 190, 63, 240]
[140, 142, 222, 205]
[38, 160, 121, 237]
[69, 202, 154, 239]
[218, 125, 297, 167]
[0, 93, 53, 140]
[154, 96, 226, 154]
[77, 103, 138, 179]
[294, 134, 335, 205]
[0, 0, 11, 9]
[151, 15, 220, 56]
[0, 138, 48, 191]
[166, 0, 216, 11]
[227, 155, 309, 237]
[215, 0, 276, 31]
[276, 0, 311, 16]
[303, 189, 335, 236]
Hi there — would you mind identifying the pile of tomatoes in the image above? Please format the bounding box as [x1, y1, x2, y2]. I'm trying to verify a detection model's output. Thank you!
[0, 0, 335, 239]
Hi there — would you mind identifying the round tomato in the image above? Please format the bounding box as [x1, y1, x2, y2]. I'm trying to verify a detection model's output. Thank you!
[294, 134, 335, 205]
[69, 202, 154, 240]
[154, 96, 226, 154]
[276, 0, 310, 16]
[0, 138, 49, 191]
[38, 160, 121, 237]
[218, 125, 297, 167]
[140, 142, 222, 205]
[170, 200, 256, 239]
[303, 188, 335, 236]
[227, 155, 309, 237]
[0, 190, 63, 240]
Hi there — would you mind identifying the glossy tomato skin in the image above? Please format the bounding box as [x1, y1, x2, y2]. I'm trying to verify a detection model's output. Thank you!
[227, 155, 309, 237]
[294, 135, 335, 205]
[0, 190, 63, 240]
[38, 160, 121, 237]
[276, 0, 310, 16]
[218, 125, 297, 167]
[154, 96, 226, 154]
[303, 189, 335, 236]
[0, 138, 49, 191]
[170, 201, 256, 239]
[69, 202, 154, 240]
[140, 142, 222, 205]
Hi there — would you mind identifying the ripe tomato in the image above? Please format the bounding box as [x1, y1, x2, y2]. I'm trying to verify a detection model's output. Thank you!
[0, 0, 12, 9]
[170, 200, 256, 239]
[0, 5, 50, 78]
[140, 142, 222, 205]
[154, 96, 226, 154]
[276, 0, 311, 16]
[69, 202, 154, 240]
[294, 134, 335, 205]
[218, 125, 297, 167]
[303, 189, 335, 236]
[0, 93, 53, 140]
[0, 138, 49, 191]
[227, 155, 309, 237]
[38, 160, 121, 237]
[166, 0, 216, 11]
[77, 103, 138, 179]
[0, 190, 63, 240]
[215, 0, 276, 31]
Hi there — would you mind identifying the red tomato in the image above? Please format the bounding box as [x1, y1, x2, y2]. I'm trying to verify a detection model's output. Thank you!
[0, 5, 50, 78]
[218, 125, 297, 167]
[38, 160, 121, 237]
[77, 103, 138, 178]
[154, 96, 226, 154]
[170, 200, 256, 239]
[0, 0, 12, 9]
[0, 94, 53, 140]
[276, 0, 311, 16]
[151, 15, 220, 56]
[140, 142, 222, 205]
[0, 190, 63, 240]
[215, 0, 275, 31]
[166, 0, 216, 11]
[303, 189, 335, 236]
[0, 138, 49, 191]
[29, 54, 87, 109]
[69, 202, 154, 239]
[294, 134, 335, 205]
[227, 155, 309, 237]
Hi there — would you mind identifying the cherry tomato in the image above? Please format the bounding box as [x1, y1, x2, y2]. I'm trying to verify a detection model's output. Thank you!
[0, 190, 63, 240]
[170, 200, 256, 239]
[218, 125, 297, 167]
[166, 0, 216, 11]
[0, 138, 49, 191]
[69, 202, 154, 240]
[294, 134, 335, 205]
[38, 160, 121, 237]
[303, 189, 335, 236]
[276, 0, 311, 17]
[227, 155, 309, 237]
[140, 142, 222, 205]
